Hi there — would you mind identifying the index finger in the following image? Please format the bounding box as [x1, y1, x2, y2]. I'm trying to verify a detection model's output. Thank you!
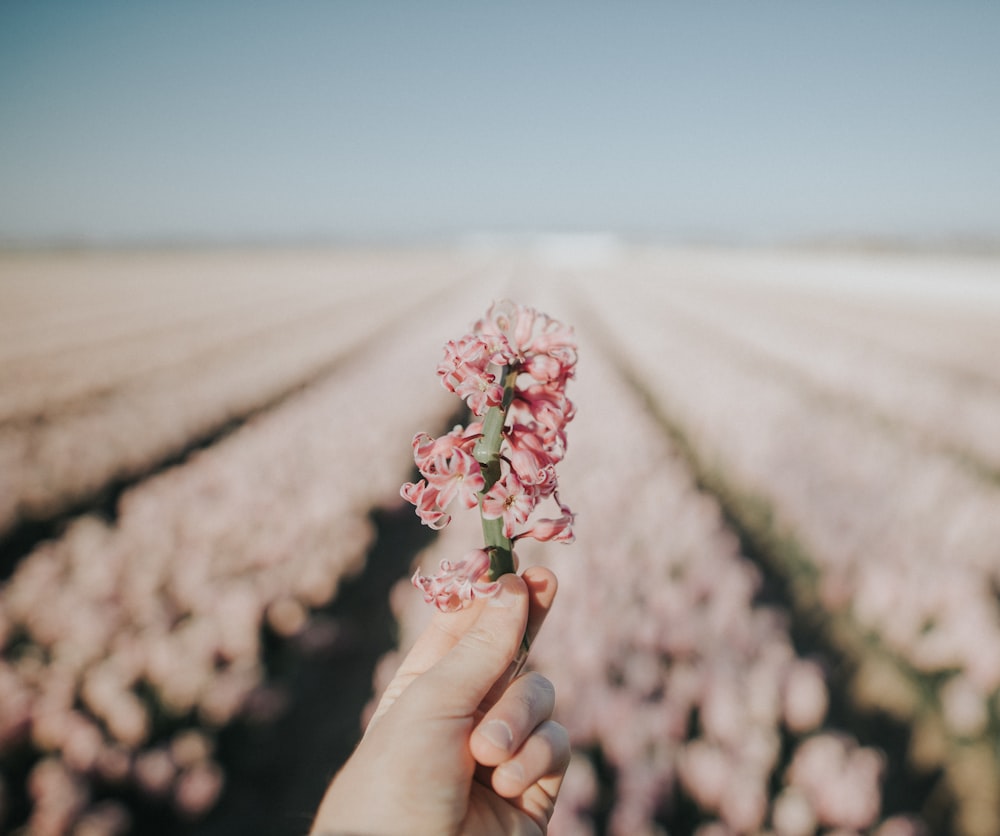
[402, 566, 558, 678]
[368, 566, 558, 726]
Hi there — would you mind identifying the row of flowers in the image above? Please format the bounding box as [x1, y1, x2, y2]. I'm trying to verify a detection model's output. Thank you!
[4, 249, 991, 834]
[578, 259, 1000, 835]
[0, 251, 467, 535]
[0, 281, 482, 835]
[635, 253, 1000, 482]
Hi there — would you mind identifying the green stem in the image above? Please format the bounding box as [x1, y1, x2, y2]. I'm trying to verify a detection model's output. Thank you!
[473, 366, 531, 662]
[473, 366, 519, 581]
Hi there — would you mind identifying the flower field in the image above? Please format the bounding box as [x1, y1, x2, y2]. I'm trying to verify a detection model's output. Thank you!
[1, 245, 998, 834]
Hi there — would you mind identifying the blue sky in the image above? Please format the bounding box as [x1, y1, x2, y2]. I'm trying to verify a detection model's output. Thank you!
[1, 1, 998, 245]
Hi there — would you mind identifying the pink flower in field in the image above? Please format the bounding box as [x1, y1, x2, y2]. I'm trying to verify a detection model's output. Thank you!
[412, 549, 501, 613]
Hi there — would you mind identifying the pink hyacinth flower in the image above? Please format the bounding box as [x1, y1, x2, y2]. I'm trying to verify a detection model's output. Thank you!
[519, 510, 575, 543]
[426, 448, 486, 510]
[437, 335, 508, 415]
[506, 423, 559, 485]
[481, 472, 536, 538]
[437, 335, 490, 388]
[518, 491, 575, 542]
[399, 480, 450, 530]
[452, 368, 505, 416]
[412, 549, 502, 612]
[411, 422, 483, 472]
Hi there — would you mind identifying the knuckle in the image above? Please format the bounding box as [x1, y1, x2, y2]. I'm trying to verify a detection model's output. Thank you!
[460, 623, 499, 653]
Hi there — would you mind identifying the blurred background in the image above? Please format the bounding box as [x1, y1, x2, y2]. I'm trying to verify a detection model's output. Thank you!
[3, 0, 999, 248]
[1, 2, 999, 835]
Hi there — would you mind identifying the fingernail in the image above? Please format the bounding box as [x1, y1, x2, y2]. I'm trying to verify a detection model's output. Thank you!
[497, 760, 525, 784]
[488, 581, 517, 608]
[480, 719, 513, 751]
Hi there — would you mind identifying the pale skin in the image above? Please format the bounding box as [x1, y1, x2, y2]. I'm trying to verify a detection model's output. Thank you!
[310, 567, 569, 836]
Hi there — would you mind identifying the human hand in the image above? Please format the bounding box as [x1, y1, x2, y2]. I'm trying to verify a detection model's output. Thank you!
[310, 566, 568, 836]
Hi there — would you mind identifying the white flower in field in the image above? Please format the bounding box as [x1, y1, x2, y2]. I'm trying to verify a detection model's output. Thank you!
[693, 822, 733, 836]
[198, 664, 260, 726]
[701, 672, 746, 747]
[965, 637, 1000, 695]
[782, 659, 828, 733]
[622, 649, 662, 696]
[787, 733, 884, 831]
[94, 743, 131, 783]
[772, 786, 817, 836]
[678, 740, 730, 811]
[173, 761, 224, 819]
[719, 769, 768, 833]
[735, 724, 781, 777]
[71, 800, 131, 836]
[265, 595, 309, 637]
[61, 713, 104, 773]
[132, 747, 175, 798]
[874, 814, 929, 836]
[939, 674, 989, 738]
[610, 766, 669, 836]
[213, 582, 262, 663]
[745, 652, 785, 727]
[29, 702, 71, 753]
[103, 691, 149, 750]
[169, 729, 213, 769]
[551, 751, 598, 817]
[27, 757, 88, 836]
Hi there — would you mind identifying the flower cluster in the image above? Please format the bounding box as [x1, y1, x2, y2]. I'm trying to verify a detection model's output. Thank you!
[403, 300, 577, 611]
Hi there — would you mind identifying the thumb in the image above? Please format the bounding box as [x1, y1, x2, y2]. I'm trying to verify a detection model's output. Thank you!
[409, 573, 529, 719]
